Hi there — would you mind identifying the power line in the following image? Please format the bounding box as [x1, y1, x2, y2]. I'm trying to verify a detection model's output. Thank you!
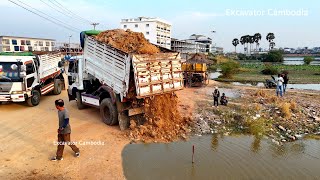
[8, 0, 78, 33]
[50, 0, 93, 24]
[14, 0, 81, 32]
[39, 0, 91, 26]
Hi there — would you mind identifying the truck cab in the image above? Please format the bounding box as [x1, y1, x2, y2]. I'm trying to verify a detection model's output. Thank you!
[0, 56, 39, 103]
[0, 52, 65, 106]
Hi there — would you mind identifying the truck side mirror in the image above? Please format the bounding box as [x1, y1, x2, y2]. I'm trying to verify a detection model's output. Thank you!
[20, 65, 26, 72]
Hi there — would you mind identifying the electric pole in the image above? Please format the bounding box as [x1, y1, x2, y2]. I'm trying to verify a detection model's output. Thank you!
[91, 23, 100, 30]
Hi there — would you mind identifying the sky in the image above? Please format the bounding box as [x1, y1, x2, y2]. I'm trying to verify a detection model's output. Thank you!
[1, 0, 319, 52]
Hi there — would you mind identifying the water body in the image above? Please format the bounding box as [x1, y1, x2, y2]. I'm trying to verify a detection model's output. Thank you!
[122, 135, 320, 180]
[283, 57, 320, 65]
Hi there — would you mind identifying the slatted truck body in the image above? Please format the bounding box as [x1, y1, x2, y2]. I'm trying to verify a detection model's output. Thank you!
[0, 53, 65, 106]
[67, 34, 184, 130]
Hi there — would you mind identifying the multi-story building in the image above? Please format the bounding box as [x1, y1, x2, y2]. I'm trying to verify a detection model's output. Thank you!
[0, 36, 55, 52]
[171, 38, 207, 53]
[120, 17, 171, 49]
[54, 42, 82, 54]
[189, 34, 212, 53]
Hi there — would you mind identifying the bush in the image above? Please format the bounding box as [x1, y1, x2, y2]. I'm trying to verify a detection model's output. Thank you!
[303, 57, 314, 65]
[220, 60, 240, 78]
[280, 102, 291, 119]
[262, 50, 283, 62]
[261, 63, 278, 75]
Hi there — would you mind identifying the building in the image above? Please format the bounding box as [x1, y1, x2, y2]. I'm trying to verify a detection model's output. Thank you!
[171, 34, 215, 54]
[189, 34, 212, 53]
[0, 36, 56, 52]
[120, 17, 171, 49]
[171, 38, 207, 53]
[54, 42, 82, 54]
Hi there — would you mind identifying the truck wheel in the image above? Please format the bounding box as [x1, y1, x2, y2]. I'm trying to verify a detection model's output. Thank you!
[76, 91, 86, 110]
[27, 90, 40, 107]
[53, 79, 62, 95]
[100, 98, 118, 125]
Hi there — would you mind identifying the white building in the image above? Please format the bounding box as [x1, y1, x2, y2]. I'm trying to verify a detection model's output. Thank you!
[120, 17, 171, 49]
[171, 38, 207, 53]
[0, 36, 56, 52]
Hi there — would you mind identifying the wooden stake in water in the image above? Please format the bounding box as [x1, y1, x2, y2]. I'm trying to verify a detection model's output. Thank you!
[192, 145, 195, 163]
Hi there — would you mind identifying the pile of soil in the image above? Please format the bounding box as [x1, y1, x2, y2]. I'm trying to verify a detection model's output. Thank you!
[129, 94, 192, 142]
[95, 29, 160, 54]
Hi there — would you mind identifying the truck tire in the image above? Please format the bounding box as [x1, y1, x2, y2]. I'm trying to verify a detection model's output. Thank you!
[76, 91, 86, 110]
[100, 98, 118, 125]
[53, 79, 62, 95]
[27, 90, 40, 107]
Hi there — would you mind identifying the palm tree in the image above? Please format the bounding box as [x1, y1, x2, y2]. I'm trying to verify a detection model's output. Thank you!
[253, 33, 262, 52]
[232, 38, 239, 53]
[248, 36, 255, 55]
[266, 33, 275, 50]
[270, 42, 276, 50]
[240, 36, 246, 53]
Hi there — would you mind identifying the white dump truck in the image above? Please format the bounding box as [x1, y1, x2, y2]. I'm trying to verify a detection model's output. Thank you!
[0, 52, 65, 106]
[67, 32, 184, 129]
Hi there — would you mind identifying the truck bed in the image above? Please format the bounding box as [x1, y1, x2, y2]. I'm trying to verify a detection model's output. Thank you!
[38, 53, 62, 80]
[83, 35, 183, 99]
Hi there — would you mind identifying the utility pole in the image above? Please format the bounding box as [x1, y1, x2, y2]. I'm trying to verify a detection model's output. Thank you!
[91, 23, 100, 30]
[211, 30, 216, 53]
[68, 35, 72, 54]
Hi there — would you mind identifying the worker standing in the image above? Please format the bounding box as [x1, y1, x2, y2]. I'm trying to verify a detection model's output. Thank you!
[51, 99, 80, 161]
[212, 87, 220, 107]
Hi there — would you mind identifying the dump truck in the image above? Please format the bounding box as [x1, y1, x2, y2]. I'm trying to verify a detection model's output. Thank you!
[0, 52, 65, 106]
[182, 63, 209, 87]
[67, 31, 184, 130]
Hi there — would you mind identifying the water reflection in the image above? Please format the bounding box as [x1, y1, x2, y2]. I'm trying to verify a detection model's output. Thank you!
[211, 134, 219, 151]
[251, 135, 262, 153]
[122, 135, 320, 180]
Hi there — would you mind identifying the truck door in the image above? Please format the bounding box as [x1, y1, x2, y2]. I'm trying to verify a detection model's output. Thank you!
[25, 61, 37, 90]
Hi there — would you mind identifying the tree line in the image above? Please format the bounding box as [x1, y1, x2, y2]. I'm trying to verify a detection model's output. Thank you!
[232, 33, 275, 54]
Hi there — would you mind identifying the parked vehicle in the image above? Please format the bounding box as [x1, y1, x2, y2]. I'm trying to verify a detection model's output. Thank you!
[0, 52, 65, 106]
[265, 75, 277, 88]
[67, 32, 184, 130]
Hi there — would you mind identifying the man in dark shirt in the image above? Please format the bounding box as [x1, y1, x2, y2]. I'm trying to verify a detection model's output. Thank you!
[212, 87, 220, 107]
[51, 99, 80, 161]
[283, 73, 289, 94]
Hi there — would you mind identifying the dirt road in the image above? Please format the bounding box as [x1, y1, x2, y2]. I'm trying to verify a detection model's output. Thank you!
[0, 90, 128, 179]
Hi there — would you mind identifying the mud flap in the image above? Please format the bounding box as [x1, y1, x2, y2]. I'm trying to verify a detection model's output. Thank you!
[115, 94, 130, 131]
[67, 89, 76, 101]
[118, 111, 130, 131]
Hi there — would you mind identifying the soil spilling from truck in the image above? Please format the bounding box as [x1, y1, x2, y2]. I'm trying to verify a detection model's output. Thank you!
[95, 29, 160, 54]
[129, 94, 192, 142]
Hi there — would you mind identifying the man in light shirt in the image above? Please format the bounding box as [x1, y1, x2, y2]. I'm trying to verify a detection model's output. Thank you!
[276, 74, 284, 97]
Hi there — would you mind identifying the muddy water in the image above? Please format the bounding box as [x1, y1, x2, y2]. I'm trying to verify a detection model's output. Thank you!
[122, 135, 320, 180]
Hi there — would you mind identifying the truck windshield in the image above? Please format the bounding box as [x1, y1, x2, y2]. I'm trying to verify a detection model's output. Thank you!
[0, 62, 21, 82]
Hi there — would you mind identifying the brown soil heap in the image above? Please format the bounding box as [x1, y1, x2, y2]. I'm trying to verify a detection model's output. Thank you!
[129, 94, 192, 142]
[95, 29, 160, 54]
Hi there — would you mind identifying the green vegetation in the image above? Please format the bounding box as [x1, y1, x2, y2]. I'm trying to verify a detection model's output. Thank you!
[0, 52, 34, 56]
[216, 63, 320, 84]
[303, 56, 315, 65]
[261, 63, 279, 75]
[261, 50, 283, 62]
[220, 60, 240, 78]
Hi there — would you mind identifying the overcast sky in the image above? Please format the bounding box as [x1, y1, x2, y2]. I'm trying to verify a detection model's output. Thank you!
[1, 0, 319, 52]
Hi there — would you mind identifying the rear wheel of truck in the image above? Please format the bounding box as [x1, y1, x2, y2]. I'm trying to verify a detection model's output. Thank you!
[100, 98, 118, 125]
[27, 90, 40, 107]
[76, 91, 86, 110]
[53, 79, 62, 95]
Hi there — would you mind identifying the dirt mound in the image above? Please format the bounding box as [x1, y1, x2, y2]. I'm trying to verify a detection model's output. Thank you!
[95, 29, 160, 54]
[129, 94, 192, 142]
